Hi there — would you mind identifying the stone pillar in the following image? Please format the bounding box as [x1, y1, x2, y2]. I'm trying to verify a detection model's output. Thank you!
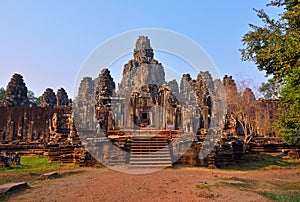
[28, 121, 34, 141]
[149, 112, 153, 126]
[8, 121, 14, 141]
[17, 115, 23, 140]
[23, 113, 28, 141]
[162, 93, 166, 130]
[203, 106, 209, 130]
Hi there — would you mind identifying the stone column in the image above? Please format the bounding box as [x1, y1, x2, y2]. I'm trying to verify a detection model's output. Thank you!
[28, 121, 34, 141]
[203, 106, 209, 130]
[8, 121, 14, 141]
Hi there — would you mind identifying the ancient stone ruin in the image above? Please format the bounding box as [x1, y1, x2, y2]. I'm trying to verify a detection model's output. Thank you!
[41, 88, 57, 107]
[75, 36, 246, 168]
[0, 36, 298, 169]
[1, 73, 29, 107]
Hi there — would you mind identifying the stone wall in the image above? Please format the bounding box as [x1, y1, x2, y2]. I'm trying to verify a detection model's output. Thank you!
[0, 106, 72, 142]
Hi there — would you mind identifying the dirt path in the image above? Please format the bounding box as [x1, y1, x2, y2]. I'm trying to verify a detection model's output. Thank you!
[6, 167, 300, 202]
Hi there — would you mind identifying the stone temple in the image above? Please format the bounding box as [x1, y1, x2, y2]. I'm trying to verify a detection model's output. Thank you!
[0, 36, 287, 169]
[74, 36, 236, 169]
[77, 36, 222, 136]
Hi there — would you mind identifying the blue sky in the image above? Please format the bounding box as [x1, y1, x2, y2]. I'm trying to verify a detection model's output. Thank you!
[0, 1, 282, 98]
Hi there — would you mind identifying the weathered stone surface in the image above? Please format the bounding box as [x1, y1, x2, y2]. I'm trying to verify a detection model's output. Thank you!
[199, 71, 215, 94]
[118, 36, 165, 97]
[213, 79, 224, 100]
[242, 87, 255, 103]
[4, 74, 29, 107]
[95, 69, 116, 133]
[74, 77, 96, 130]
[0, 182, 29, 196]
[180, 73, 193, 96]
[95, 69, 115, 98]
[194, 73, 210, 108]
[167, 79, 179, 97]
[0, 36, 290, 169]
[56, 88, 69, 106]
[223, 75, 238, 97]
[41, 88, 57, 107]
[39, 171, 61, 179]
[222, 75, 239, 135]
[133, 36, 156, 65]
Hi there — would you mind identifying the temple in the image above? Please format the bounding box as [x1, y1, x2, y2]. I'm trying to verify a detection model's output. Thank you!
[1, 36, 296, 168]
[78, 36, 218, 136]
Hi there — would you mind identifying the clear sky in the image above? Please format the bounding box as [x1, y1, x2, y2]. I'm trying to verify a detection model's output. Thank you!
[0, 0, 282, 98]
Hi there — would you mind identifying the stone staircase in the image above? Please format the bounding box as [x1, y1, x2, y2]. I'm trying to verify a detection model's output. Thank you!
[129, 136, 172, 168]
[106, 136, 128, 166]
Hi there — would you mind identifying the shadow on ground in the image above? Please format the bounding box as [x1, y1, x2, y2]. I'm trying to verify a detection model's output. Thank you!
[222, 152, 300, 170]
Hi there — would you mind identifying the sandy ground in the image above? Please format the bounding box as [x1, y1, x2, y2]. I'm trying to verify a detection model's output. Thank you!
[5, 167, 300, 202]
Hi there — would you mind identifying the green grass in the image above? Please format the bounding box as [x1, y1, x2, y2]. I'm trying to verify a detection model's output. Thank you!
[261, 192, 300, 202]
[0, 156, 78, 173]
[267, 180, 300, 191]
[0, 156, 79, 185]
[222, 153, 300, 170]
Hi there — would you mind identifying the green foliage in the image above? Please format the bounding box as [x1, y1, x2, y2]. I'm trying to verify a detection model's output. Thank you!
[241, 0, 300, 80]
[258, 78, 279, 99]
[0, 87, 5, 100]
[0, 156, 78, 173]
[275, 68, 300, 145]
[34, 96, 42, 105]
[27, 90, 41, 105]
[261, 191, 300, 202]
[241, 0, 300, 145]
[222, 153, 300, 170]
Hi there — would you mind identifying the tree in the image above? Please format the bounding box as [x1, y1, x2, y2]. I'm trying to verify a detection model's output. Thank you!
[27, 90, 35, 103]
[224, 77, 258, 151]
[258, 78, 280, 99]
[241, 0, 300, 145]
[0, 87, 5, 100]
[275, 68, 300, 145]
[241, 0, 300, 80]
[27, 90, 41, 106]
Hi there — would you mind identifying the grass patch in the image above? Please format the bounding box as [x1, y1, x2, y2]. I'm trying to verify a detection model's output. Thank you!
[267, 180, 300, 191]
[195, 184, 210, 190]
[0, 156, 78, 173]
[222, 153, 300, 170]
[261, 192, 300, 202]
[0, 156, 79, 185]
[217, 177, 257, 190]
[258, 177, 300, 202]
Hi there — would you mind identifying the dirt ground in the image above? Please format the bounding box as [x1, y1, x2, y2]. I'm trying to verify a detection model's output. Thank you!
[3, 166, 299, 202]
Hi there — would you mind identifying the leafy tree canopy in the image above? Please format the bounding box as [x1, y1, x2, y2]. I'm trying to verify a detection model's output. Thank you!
[275, 68, 300, 145]
[241, 0, 300, 81]
[258, 78, 280, 99]
[27, 90, 41, 106]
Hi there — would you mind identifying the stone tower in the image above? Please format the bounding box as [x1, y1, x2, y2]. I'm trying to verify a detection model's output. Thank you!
[95, 69, 116, 134]
[41, 88, 57, 107]
[5, 73, 29, 107]
[118, 36, 166, 97]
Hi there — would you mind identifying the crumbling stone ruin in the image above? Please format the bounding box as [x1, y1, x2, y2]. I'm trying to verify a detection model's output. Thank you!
[0, 73, 86, 167]
[41, 88, 57, 107]
[74, 77, 96, 130]
[1, 36, 298, 169]
[76, 36, 246, 168]
[95, 69, 116, 133]
[56, 88, 70, 106]
[1, 73, 29, 107]
[72, 36, 297, 168]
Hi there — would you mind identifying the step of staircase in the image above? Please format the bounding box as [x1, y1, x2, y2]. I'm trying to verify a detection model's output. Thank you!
[129, 136, 172, 168]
